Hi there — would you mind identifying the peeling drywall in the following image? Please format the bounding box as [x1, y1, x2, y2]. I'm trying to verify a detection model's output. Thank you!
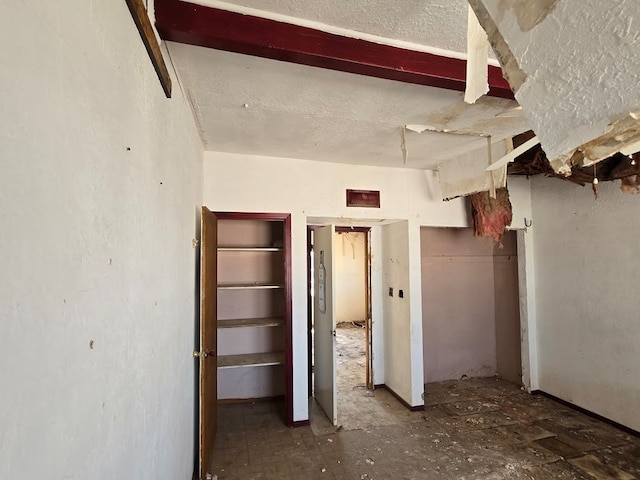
[552, 111, 640, 173]
[494, 0, 559, 32]
[438, 140, 508, 199]
[468, 0, 527, 92]
[471, 0, 640, 174]
[422, 97, 529, 138]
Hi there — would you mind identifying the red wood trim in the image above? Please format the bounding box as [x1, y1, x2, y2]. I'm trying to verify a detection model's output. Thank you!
[335, 226, 371, 233]
[213, 211, 290, 221]
[154, 0, 513, 99]
[307, 227, 313, 399]
[125, 0, 172, 98]
[283, 214, 294, 427]
[377, 384, 424, 412]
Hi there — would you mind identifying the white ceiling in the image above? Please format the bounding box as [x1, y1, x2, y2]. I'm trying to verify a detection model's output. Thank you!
[167, 0, 529, 170]
[191, 0, 489, 58]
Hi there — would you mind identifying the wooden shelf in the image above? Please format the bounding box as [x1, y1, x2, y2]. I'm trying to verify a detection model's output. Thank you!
[218, 352, 284, 369]
[218, 283, 284, 290]
[218, 317, 285, 329]
[218, 247, 283, 252]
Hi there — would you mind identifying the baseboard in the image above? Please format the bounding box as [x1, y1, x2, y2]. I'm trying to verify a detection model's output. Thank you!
[290, 419, 310, 427]
[377, 384, 424, 412]
[531, 390, 640, 438]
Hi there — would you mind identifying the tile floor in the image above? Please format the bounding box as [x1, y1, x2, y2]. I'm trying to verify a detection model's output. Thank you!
[209, 325, 640, 479]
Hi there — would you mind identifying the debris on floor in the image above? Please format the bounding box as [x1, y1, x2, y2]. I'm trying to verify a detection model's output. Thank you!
[209, 324, 640, 479]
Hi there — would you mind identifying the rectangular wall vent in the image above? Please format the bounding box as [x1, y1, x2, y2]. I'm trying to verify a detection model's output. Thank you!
[346, 189, 380, 208]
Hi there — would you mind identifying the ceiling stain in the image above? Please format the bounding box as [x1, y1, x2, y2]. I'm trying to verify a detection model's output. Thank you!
[422, 98, 527, 137]
[496, 0, 559, 32]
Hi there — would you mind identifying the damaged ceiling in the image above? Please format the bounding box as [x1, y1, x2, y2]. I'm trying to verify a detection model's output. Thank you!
[158, 0, 528, 172]
[469, 0, 640, 174]
[156, 0, 640, 211]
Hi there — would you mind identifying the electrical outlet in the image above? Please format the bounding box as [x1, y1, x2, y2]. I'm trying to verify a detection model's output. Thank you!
[399, 289, 404, 298]
[388, 287, 393, 297]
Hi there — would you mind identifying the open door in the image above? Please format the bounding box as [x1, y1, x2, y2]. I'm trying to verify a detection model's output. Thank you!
[198, 207, 217, 479]
[313, 225, 337, 425]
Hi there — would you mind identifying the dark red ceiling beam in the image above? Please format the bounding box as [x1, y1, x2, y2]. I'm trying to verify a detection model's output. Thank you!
[155, 0, 514, 99]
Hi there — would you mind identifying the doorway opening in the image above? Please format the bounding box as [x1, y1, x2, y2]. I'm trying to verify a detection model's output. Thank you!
[307, 225, 373, 427]
[420, 227, 522, 387]
[334, 227, 373, 400]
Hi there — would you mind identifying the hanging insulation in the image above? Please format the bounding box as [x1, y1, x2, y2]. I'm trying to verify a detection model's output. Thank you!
[469, 187, 513, 243]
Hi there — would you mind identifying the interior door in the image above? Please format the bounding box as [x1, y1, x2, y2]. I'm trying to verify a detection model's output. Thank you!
[313, 225, 337, 425]
[199, 207, 217, 479]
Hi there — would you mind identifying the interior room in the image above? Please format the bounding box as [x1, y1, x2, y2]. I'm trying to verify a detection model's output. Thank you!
[3, 1, 640, 479]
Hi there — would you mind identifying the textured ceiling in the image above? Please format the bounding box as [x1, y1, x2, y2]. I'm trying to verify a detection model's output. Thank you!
[168, 43, 529, 169]
[165, 0, 527, 169]
[192, 0, 479, 57]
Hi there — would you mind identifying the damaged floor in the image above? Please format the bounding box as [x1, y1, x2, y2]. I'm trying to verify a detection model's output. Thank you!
[210, 325, 640, 479]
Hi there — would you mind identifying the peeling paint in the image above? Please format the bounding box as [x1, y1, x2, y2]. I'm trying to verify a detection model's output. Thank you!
[468, 0, 527, 93]
[495, 0, 559, 32]
[422, 99, 527, 137]
[549, 111, 640, 175]
[465, 6, 490, 104]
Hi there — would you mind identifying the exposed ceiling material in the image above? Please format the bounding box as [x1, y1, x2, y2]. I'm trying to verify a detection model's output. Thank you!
[469, 0, 640, 174]
[509, 132, 640, 195]
[469, 188, 513, 243]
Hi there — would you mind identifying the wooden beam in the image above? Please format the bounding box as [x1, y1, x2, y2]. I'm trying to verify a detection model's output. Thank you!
[154, 0, 513, 99]
[125, 0, 172, 98]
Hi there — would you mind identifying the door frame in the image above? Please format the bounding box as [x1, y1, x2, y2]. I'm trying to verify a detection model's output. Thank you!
[307, 225, 373, 397]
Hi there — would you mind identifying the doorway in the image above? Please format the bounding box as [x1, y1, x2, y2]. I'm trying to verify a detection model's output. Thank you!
[334, 227, 372, 402]
[307, 225, 373, 426]
[420, 227, 522, 386]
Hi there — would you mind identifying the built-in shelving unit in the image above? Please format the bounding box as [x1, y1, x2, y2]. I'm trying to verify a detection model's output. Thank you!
[216, 215, 290, 405]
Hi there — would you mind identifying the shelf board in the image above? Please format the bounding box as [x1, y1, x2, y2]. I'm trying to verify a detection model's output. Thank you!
[218, 317, 285, 329]
[218, 247, 283, 252]
[218, 352, 284, 369]
[218, 283, 284, 290]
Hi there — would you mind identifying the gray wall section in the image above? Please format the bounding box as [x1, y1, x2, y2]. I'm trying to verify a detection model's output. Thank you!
[421, 228, 521, 384]
[531, 178, 640, 431]
[494, 234, 522, 385]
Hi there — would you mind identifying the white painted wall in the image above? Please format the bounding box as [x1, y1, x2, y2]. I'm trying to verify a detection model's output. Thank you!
[335, 231, 367, 324]
[203, 153, 533, 412]
[531, 178, 640, 431]
[0, 2, 203, 479]
[382, 221, 423, 406]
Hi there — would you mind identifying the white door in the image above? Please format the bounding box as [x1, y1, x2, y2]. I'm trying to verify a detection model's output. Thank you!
[313, 225, 337, 425]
